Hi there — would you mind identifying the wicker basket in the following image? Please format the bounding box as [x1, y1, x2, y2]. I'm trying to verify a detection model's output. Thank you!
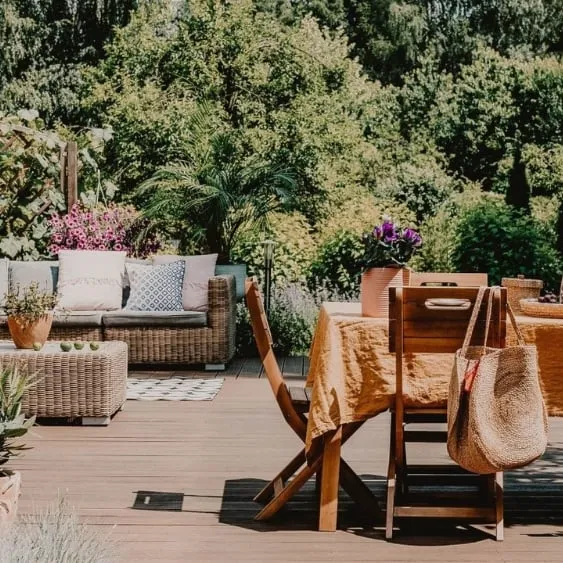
[501, 276, 543, 314]
[520, 298, 563, 318]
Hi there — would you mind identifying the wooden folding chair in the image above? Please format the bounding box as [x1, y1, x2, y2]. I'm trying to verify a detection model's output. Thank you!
[245, 278, 377, 528]
[410, 272, 488, 287]
[386, 286, 507, 541]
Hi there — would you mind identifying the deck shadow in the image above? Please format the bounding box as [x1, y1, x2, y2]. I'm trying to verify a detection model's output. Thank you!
[217, 450, 563, 540]
[218, 475, 386, 532]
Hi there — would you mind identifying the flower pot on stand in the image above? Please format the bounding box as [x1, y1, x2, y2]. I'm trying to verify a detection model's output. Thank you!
[0, 471, 21, 524]
[361, 267, 411, 318]
[7, 313, 54, 349]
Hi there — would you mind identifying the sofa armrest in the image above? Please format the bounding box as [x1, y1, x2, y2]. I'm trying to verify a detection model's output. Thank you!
[207, 275, 236, 363]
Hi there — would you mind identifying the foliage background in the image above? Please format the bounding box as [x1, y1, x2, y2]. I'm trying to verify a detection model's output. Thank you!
[2, 0, 563, 352]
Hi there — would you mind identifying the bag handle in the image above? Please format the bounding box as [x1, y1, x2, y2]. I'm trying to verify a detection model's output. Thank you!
[481, 285, 495, 351]
[507, 302, 526, 345]
[462, 286, 526, 353]
[461, 286, 487, 354]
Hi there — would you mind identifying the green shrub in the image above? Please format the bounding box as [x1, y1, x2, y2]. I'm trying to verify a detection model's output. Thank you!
[315, 191, 414, 243]
[307, 230, 363, 298]
[230, 212, 316, 284]
[453, 199, 562, 290]
[377, 152, 456, 224]
[235, 302, 257, 358]
[410, 184, 495, 273]
[236, 282, 343, 357]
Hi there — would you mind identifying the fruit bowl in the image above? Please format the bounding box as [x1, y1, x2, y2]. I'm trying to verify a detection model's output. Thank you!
[520, 298, 563, 318]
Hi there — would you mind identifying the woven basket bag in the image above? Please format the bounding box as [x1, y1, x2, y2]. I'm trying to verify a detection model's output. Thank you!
[447, 286, 548, 474]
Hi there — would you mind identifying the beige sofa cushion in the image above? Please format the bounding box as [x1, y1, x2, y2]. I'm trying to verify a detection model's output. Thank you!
[152, 254, 218, 312]
[57, 250, 126, 311]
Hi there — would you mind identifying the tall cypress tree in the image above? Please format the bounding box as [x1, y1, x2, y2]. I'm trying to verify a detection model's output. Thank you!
[506, 146, 531, 213]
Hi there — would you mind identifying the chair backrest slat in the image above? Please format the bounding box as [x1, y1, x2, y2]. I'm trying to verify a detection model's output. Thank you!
[410, 272, 488, 287]
[389, 287, 507, 354]
[245, 278, 306, 439]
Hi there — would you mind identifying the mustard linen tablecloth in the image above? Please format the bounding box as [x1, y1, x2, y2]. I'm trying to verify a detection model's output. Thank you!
[305, 302, 563, 451]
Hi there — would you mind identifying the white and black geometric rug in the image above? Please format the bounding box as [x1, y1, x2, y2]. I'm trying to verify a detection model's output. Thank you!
[127, 378, 225, 401]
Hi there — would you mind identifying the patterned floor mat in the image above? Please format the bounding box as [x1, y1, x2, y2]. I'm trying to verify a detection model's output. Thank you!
[127, 377, 225, 401]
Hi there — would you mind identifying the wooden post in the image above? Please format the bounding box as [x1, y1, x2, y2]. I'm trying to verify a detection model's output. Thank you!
[59, 145, 66, 199]
[65, 141, 78, 210]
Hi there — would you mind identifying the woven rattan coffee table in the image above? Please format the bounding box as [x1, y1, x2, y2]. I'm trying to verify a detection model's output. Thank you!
[0, 340, 128, 426]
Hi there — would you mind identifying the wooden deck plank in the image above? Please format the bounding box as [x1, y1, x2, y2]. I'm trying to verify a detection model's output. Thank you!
[15, 375, 563, 562]
[237, 357, 263, 378]
[282, 356, 305, 378]
[223, 356, 245, 378]
[303, 355, 310, 376]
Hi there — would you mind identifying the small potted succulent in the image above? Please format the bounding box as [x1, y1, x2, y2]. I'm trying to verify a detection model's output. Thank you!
[4, 282, 58, 349]
[0, 364, 36, 523]
[360, 219, 422, 317]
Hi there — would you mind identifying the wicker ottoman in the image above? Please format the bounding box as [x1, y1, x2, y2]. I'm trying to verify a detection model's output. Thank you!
[0, 340, 127, 426]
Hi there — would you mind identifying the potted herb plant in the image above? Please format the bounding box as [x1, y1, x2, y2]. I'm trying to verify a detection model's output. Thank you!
[0, 364, 35, 523]
[4, 282, 58, 349]
[360, 219, 422, 317]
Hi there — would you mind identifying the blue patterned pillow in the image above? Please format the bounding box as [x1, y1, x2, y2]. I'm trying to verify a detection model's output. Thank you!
[125, 260, 185, 311]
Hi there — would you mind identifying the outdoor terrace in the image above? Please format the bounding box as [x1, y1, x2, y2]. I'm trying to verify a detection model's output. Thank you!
[17, 358, 563, 562]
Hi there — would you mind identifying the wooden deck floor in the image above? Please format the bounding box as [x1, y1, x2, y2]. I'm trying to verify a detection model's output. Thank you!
[16, 358, 563, 562]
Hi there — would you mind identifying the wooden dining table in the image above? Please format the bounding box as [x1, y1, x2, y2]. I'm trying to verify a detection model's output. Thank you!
[306, 301, 563, 531]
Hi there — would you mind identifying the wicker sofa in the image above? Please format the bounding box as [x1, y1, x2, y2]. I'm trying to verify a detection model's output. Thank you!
[0, 259, 236, 369]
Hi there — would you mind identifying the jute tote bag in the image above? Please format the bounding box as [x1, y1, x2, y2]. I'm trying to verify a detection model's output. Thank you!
[447, 286, 548, 474]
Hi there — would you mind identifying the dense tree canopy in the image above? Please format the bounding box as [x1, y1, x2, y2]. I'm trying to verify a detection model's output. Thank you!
[0, 0, 137, 124]
[1, 0, 563, 286]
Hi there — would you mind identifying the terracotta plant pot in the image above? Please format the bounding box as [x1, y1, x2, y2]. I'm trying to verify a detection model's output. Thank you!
[0, 471, 21, 524]
[7, 313, 54, 349]
[361, 267, 411, 318]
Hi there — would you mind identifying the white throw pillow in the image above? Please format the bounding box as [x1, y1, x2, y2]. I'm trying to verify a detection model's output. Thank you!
[152, 254, 218, 311]
[57, 250, 126, 311]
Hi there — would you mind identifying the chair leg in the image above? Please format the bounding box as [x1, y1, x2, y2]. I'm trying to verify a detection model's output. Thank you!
[386, 415, 396, 540]
[255, 455, 322, 521]
[385, 452, 396, 539]
[319, 427, 342, 532]
[401, 436, 408, 496]
[495, 472, 504, 542]
[253, 449, 306, 504]
[315, 466, 322, 497]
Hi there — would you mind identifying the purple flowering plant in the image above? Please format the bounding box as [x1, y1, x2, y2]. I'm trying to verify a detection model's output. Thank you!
[48, 203, 161, 259]
[361, 219, 422, 269]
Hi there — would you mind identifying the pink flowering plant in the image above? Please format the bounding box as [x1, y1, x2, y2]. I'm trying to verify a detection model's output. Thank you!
[48, 204, 161, 258]
[361, 219, 422, 269]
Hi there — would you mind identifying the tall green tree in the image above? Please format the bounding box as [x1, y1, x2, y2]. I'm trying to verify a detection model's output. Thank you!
[85, 0, 379, 222]
[0, 0, 138, 125]
[506, 146, 531, 212]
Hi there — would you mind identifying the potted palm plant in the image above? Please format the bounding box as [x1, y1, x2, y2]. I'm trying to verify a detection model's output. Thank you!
[4, 282, 58, 349]
[0, 364, 35, 523]
[360, 219, 422, 317]
[139, 130, 295, 298]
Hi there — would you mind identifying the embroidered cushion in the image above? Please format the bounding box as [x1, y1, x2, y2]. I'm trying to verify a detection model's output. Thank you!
[57, 250, 126, 311]
[152, 254, 218, 311]
[125, 260, 185, 311]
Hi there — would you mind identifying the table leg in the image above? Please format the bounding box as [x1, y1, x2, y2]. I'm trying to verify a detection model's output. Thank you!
[319, 426, 342, 531]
